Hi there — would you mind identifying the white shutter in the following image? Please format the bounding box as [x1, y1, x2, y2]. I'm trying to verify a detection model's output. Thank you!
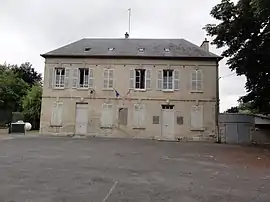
[191, 105, 203, 129]
[197, 70, 203, 91]
[57, 102, 63, 125]
[51, 102, 63, 125]
[65, 68, 70, 88]
[51, 102, 57, 125]
[191, 70, 197, 91]
[139, 104, 146, 127]
[157, 70, 163, 90]
[109, 69, 114, 88]
[129, 69, 135, 89]
[89, 68, 94, 88]
[146, 70, 151, 90]
[174, 70, 180, 90]
[72, 68, 78, 88]
[101, 103, 113, 127]
[133, 104, 140, 127]
[48, 68, 54, 88]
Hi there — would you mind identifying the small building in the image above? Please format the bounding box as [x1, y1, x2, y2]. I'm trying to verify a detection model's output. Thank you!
[39, 36, 222, 141]
[252, 115, 270, 144]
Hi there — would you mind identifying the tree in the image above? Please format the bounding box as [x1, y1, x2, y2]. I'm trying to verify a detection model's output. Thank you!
[226, 106, 239, 113]
[0, 70, 29, 111]
[206, 0, 270, 114]
[22, 84, 42, 129]
[11, 62, 42, 86]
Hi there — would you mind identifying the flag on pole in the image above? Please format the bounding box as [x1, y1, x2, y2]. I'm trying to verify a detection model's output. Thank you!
[113, 88, 120, 97]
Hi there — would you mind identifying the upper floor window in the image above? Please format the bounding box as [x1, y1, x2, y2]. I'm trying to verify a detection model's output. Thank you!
[191, 70, 203, 92]
[157, 69, 180, 91]
[130, 69, 151, 90]
[79, 68, 89, 88]
[54, 68, 65, 88]
[135, 69, 146, 89]
[103, 69, 114, 89]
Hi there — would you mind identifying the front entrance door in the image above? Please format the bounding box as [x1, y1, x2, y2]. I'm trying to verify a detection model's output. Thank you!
[75, 104, 88, 135]
[161, 105, 175, 140]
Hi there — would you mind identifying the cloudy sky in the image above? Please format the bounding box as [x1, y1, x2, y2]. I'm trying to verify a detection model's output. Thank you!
[0, 0, 246, 111]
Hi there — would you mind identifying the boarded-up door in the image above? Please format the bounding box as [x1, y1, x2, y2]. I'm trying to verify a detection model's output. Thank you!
[101, 104, 113, 127]
[75, 104, 88, 135]
[191, 106, 203, 130]
[161, 107, 175, 140]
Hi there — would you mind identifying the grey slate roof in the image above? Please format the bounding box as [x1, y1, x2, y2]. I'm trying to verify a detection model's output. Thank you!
[41, 38, 221, 60]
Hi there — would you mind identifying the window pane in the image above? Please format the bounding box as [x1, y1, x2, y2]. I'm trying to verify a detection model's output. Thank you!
[104, 70, 108, 77]
[197, 81, 202, 91]
[85, 69, 89, 75]
[197, 71, 202, 80]
[109, 70, 113, 78]
[192, 71, 197, 80]
[104, 80, 108, 88]
[168, 70, 173, 77]
[109, 79, 113, 88]
[168, 81, 173, 89]
[192, 81, 197, 90]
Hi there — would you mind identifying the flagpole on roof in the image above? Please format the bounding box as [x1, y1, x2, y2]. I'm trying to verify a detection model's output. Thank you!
[128, 8, 131, 36]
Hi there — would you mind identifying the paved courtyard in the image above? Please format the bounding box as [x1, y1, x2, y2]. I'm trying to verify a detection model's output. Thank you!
[0, 136, 270, 202]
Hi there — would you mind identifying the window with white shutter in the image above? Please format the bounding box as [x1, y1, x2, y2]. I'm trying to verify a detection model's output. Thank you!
[51, 102, 63, 126]
[48, 68, 53, 88]
[103, 69, 114, 89]
[190, 105, 203, 130]
[191, 70, 203, 92]
[146, 69, 151, 90]
[157, 70, 163, 90]
[100, 103, 113, 127]
[72, 68, 78, 88]
[133, 104, 146, 128]
[65, 68, 70, 88]
[174, 70, 180, 90]
[89, 68, 94, 88]
[129, 69, 135, 89]
[78, 68, 89, 88]
[53, 68, 65, 88]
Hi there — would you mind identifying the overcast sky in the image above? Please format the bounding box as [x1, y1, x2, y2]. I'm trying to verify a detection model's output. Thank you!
[0, 0, 246, 111]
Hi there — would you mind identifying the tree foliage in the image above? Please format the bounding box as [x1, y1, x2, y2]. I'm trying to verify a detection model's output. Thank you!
[206, 0, 270, 114]
[22, 84, 42, 129]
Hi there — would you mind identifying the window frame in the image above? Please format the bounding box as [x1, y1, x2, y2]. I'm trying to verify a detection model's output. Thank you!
[54, 68, 65, 89]
[103, 69, 114, 90]
[134, 69, 146, 91]
[191, 69, 203, 92]
[78, 68, 89, 89]
[162, 69, 174, 91]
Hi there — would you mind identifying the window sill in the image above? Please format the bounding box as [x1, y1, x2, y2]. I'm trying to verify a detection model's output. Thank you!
[53, 87, 65, 90]
[134, 89, 146, 92]
[190, 91, 204, 93]
[162, 89, 174, 92]
[77, 88, 89, 91]
[102, 88, 114, 91]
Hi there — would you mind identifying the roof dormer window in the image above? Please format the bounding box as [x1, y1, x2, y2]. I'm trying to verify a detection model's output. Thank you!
[108, 47, 115, 51]
[138, 48, 145, 53]
[164, 48, 171, 52]
[84, 47, 91, 52]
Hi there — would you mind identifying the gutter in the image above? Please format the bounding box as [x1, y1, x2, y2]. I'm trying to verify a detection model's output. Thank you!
[216, 59, 220, 143]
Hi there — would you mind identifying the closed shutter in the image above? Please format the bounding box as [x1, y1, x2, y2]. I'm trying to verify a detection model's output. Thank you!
[191, 70, 203, 92]
[191, 70, 197, 91]
[133, 104, 146, 128]
[72, 68, 78, 88]
[174, 70, 180, 90]
[51, 102, 63, 125]
[101, 104, 113, 127]
[129, 69, 135, 89]
[146, 69, 151, 90]
[157, 70, 163, 90]
[65, 68, 70, 88]
[191, 105, 203, 129]
[48, 68, 54, 88]
[89, 68, 94, 88]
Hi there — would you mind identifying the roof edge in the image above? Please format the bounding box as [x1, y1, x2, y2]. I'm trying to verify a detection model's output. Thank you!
[41, 54, 223, 61]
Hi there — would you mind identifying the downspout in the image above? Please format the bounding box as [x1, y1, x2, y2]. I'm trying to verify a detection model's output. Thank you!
[216, 60, 220, 143]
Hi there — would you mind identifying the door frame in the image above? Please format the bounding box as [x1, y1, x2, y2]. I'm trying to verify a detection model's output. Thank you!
[75, 103, 88, 135]
[161, 105, 175, 140]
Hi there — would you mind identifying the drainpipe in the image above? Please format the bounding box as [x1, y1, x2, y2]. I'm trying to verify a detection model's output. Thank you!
[216, 60, 220, 143]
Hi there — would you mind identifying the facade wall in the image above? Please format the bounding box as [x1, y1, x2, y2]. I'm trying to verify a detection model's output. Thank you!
[40, 57, 218, 140]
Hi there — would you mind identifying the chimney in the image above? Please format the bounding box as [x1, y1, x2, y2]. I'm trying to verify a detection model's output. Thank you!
[200, 38, 209, 52]
[125, 32, 129, 39]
